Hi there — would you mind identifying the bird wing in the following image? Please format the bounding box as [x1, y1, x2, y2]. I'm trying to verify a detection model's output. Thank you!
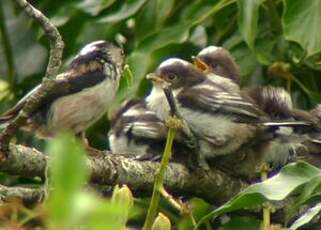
[0, 67, 109, 123]
[177, 83, 263, 122]
[128, 120, 168, 140]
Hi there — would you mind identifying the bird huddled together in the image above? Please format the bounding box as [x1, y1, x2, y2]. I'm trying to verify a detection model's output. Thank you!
[1, 41, 320, 179]
[109, 46, 321, 179]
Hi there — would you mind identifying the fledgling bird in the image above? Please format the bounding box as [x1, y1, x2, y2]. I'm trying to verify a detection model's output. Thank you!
[109, 99, 168, 158]
[146, 58, 289, 167]
[194, 45, 317, 123]
[108, 99, 193, 163]
[0, 40, 124, 139]
[193, 46, 315, 175]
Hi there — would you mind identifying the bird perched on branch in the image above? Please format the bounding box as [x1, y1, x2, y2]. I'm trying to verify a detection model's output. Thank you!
[194, 45, 317, 123]
[109, 99, 168, 158]
[146, 58, 310, 168]
[193, 46, 317, 175]
[109, 99, 194, 164]
[0, 40, 124, 140]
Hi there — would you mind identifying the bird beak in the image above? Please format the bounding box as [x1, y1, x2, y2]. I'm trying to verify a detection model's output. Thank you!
[193, 57, 209, 72]
[146, 73, 169, 89]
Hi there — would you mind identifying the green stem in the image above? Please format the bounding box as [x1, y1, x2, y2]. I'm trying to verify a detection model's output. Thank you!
[0, 0, 16, 88]
[143, 127, 177, 230]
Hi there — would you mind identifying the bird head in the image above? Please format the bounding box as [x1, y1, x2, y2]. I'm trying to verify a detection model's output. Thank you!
[70, 40, 125, 73]
[194, 46, 241, 85]
[147, 58, 205, 90]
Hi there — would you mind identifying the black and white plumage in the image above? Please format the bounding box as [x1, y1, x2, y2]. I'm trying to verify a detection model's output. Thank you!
[108, 99, 191, 162]
[146, 58, 270, 164]
[194, 46, 315, 173]
[0, 40, 124, 138]
[195, 46, 317, 124]
[109, 99, 168, 157]
[146, 58, 316, 171]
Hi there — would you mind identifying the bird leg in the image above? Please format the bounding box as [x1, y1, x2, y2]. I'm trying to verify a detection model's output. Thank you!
[77, 132, 104, 156]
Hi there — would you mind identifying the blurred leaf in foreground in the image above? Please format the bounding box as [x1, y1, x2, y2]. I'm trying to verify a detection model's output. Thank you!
[46, 132, 89, 229]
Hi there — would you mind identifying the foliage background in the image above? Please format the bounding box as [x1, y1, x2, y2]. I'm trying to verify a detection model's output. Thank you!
[0, 0, 321, 229]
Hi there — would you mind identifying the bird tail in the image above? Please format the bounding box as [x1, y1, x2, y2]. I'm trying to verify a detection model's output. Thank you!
[262, 121, 314, 127]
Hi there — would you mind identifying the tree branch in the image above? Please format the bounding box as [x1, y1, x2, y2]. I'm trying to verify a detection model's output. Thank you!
[0, 144, 247, 204]
[0, 0, 64, 160]
[0, 184, 43, 204]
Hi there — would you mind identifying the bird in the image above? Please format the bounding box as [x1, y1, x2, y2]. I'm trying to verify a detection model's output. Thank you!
[193, 46, 317, 175]
[109, 99, 168, 158]
[146, 58, 285, 167]
[0, 40, 124, 140]
[109, 98, 194, 164]
[194, 45, 317, 123]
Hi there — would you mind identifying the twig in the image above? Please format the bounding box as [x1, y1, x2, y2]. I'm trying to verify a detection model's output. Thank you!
[0, 184, 44, 204]
[0, 0, 64, 161]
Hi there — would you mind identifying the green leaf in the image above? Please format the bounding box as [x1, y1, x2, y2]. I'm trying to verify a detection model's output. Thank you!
[99, 0, 148, 23]
[137, 22, 190, 52]
[283, 0, 321, 56]
[287, 175, 321, 223]
[77, 0, 116, 16]
[197, 161, 321, 227]
[155, 0, 175, 27]
[221, 216, 262, 230]
[50, 4, 77, 27]
[134, 0, 175, 42]
[237, 0, 266, 49]
[46, 133, 89, 226]
[289, 203, 321, 230]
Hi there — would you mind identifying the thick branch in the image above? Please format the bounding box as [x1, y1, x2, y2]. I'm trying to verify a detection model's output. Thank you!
[0, 145, 47, 179]
[0, 0, 64, 160]
[0, 184, 43, 204]
[0, 145, 247, 204]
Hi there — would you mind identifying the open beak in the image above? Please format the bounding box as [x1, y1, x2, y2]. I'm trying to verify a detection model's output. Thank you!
[193, 57, 209, 72]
